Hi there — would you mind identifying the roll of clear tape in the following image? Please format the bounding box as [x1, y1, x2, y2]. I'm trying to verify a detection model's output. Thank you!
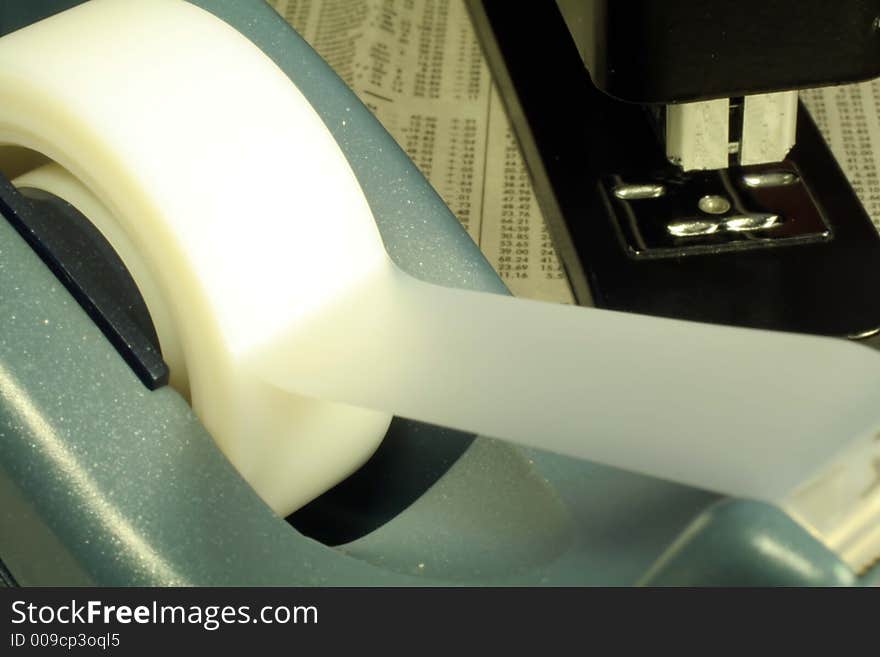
[3, 0, 880, 557]
[0, 0, 393, 516]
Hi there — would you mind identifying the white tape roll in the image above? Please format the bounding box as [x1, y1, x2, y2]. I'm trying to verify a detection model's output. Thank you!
[0, 0, 393, 516]
[3, 0, 880, 541]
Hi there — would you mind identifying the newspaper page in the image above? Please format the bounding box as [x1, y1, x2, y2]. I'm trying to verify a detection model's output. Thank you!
[802, 83, 880, 232]
[268, 0, 880, 306]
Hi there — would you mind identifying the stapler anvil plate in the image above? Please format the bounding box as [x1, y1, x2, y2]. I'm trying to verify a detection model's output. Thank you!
[467, 0, 880, 344]
[0, 0, 878, 588]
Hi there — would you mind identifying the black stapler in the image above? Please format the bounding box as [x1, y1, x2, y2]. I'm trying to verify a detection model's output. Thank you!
[468, 0, 880, 344]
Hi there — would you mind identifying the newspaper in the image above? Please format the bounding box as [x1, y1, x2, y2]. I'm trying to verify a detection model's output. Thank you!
[268, 0, 880, 305]
[802, 85, 880, 232]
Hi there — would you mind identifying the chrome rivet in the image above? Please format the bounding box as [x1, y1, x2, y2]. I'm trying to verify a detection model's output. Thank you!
[698, 195, 731, 215]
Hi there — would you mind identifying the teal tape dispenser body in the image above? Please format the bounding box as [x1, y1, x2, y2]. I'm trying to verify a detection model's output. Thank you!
[0, 0, 877, 586]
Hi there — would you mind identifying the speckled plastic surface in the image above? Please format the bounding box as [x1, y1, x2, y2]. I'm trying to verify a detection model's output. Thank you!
[640, 500, 859, 586]
[0, 0, 868, 586]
